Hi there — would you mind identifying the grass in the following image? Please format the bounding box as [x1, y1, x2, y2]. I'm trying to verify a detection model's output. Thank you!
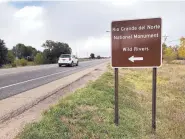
[1, 62, 35, 69]
[17, 63, 185, 139]
[27, 61, 36, 66]
[1, 59, 91, 69]
[2, 64, 12, 68]
[78, 58, 91, 62]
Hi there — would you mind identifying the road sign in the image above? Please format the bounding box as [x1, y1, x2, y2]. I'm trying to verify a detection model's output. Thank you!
[111, 18, 162, 68]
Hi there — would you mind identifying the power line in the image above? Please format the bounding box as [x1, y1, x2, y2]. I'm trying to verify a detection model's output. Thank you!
[162, 35, 181, 43]
[168, 39, 180, 43]
[163, 35, 168, 43]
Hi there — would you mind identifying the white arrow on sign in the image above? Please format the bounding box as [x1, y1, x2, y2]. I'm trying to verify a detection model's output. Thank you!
[128, 56, 143, 62]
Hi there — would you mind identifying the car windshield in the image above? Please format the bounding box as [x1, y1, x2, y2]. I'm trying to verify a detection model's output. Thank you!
[60, 54, 71, 58]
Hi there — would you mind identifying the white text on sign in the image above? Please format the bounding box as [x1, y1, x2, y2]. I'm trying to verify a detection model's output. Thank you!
[123, 47, 149, 52]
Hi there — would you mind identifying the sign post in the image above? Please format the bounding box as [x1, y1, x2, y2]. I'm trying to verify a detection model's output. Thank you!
[111, 18, 162, 129]
[152, 68, 157, 131]
[114, 68, 119, 125]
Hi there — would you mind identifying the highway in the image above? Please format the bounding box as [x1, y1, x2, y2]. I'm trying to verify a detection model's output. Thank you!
[0, 59, 108, 100]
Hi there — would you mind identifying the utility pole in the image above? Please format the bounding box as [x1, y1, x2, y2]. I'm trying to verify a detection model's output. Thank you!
[163, 35, 168, 43]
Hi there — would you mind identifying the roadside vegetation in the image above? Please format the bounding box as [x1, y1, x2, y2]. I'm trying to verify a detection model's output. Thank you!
[162, 37, 185, 63]
[0, 39, 105, 69]
[17, 62, 185, 139]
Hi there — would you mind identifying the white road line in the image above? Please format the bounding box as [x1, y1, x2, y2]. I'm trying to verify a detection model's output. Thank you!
[0, 61, 93, 76]
[0, 65, 56, 76]
[0, 67, 79, 90]
[0, 60, 106, 90]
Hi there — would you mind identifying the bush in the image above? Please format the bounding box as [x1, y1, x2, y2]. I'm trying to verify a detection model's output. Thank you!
[34, 53, 44, 65]
[97, 55, 101, 59]
[11, 62, 17, 67]
[20, 58, 28, 66]
[28, 61, 35, 66]
[15, 58, 28, 66]
[7, 50, 15, 64]
[163, 47, 177, 63]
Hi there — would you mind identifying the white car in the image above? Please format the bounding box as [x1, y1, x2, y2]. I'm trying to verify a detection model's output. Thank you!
[58, 54, 79, 67]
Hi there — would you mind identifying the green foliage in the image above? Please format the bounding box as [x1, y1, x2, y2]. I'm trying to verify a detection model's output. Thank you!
[1, 39, 72, 67]
[178, 46, 185, 59]
[18, 64, 185, 139]
[27, 62, 35, 66]
[34, 53, 44, 65]
[12, 44, 38, 61]
[162, 43, 167, 59]
[178, 37, 185, 59]
[0, 39, 8, 66]
[163, 47, 177, 63]
[7, 50, 15, 64]
[18, 70, 143, 139]
[42, 49, 51, 64]
[11, 62, 17, 67]
[42, 40, 72, 63]
[12, 43, 26, 59]
[15, 58, 28, 66]
[20, 58, 28, 66]
[90, 53, 95, 59]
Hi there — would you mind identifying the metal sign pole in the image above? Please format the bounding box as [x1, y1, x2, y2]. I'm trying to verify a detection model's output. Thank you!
[114, 68, 119, 125]
[152, 67, 157, 131]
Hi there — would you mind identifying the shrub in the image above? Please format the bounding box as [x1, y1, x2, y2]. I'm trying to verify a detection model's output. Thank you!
[7, 50, 15, 64]
[97, 55, 101, 59]
[15, 58, 28, 66]
[34, 53, 44, 65]
[20, 58, 28, 66]
[163, 47, 177, 63]
[178, 46, 185, 60]
[11, 62, 17, 67]
[27, 61, 35, 66]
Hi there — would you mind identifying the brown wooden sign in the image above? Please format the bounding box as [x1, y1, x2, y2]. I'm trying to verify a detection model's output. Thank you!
[111, 18, 162, 68]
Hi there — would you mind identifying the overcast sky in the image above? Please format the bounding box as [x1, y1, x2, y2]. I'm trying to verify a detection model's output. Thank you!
[0, 0, 184, 57]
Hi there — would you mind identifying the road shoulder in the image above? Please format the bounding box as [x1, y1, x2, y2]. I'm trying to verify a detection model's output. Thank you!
[0, 62, 108, 139]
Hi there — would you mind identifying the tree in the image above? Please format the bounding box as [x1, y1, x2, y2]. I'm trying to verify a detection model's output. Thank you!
[163, 47, 177, 63]
[12, 44, 38, 60]
[97, 55, 101, 59]
[178, 46, 185, 60]
[0, 39, 8, 66]
[26, 46, 37, 61]
[178, 37, 185, 60]
[180, 37, 185, 47]
[7, 50, 15, 64]
[12, 43, 27, 59]
[43, 49, 52, 64]
[34, 53, 44, 65]
[90, 53, 95, 59]
[42, 40, 72, 63]
[42, 40, 56, 50]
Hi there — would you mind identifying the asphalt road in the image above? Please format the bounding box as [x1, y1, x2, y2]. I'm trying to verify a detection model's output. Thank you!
[0, 59, 108, 100]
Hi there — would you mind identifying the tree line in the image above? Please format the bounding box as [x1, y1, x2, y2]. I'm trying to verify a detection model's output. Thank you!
[0, 39, 72, 67]
[1, 36, 184, 67]
[163, 37, 185, 62]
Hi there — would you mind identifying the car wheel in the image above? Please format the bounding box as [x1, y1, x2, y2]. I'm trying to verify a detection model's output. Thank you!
[70, 62, 74, 67]
[59, 64, 61, 67]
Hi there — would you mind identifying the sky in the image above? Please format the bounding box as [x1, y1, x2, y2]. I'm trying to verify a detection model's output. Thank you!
[0, 0, 185, 57]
